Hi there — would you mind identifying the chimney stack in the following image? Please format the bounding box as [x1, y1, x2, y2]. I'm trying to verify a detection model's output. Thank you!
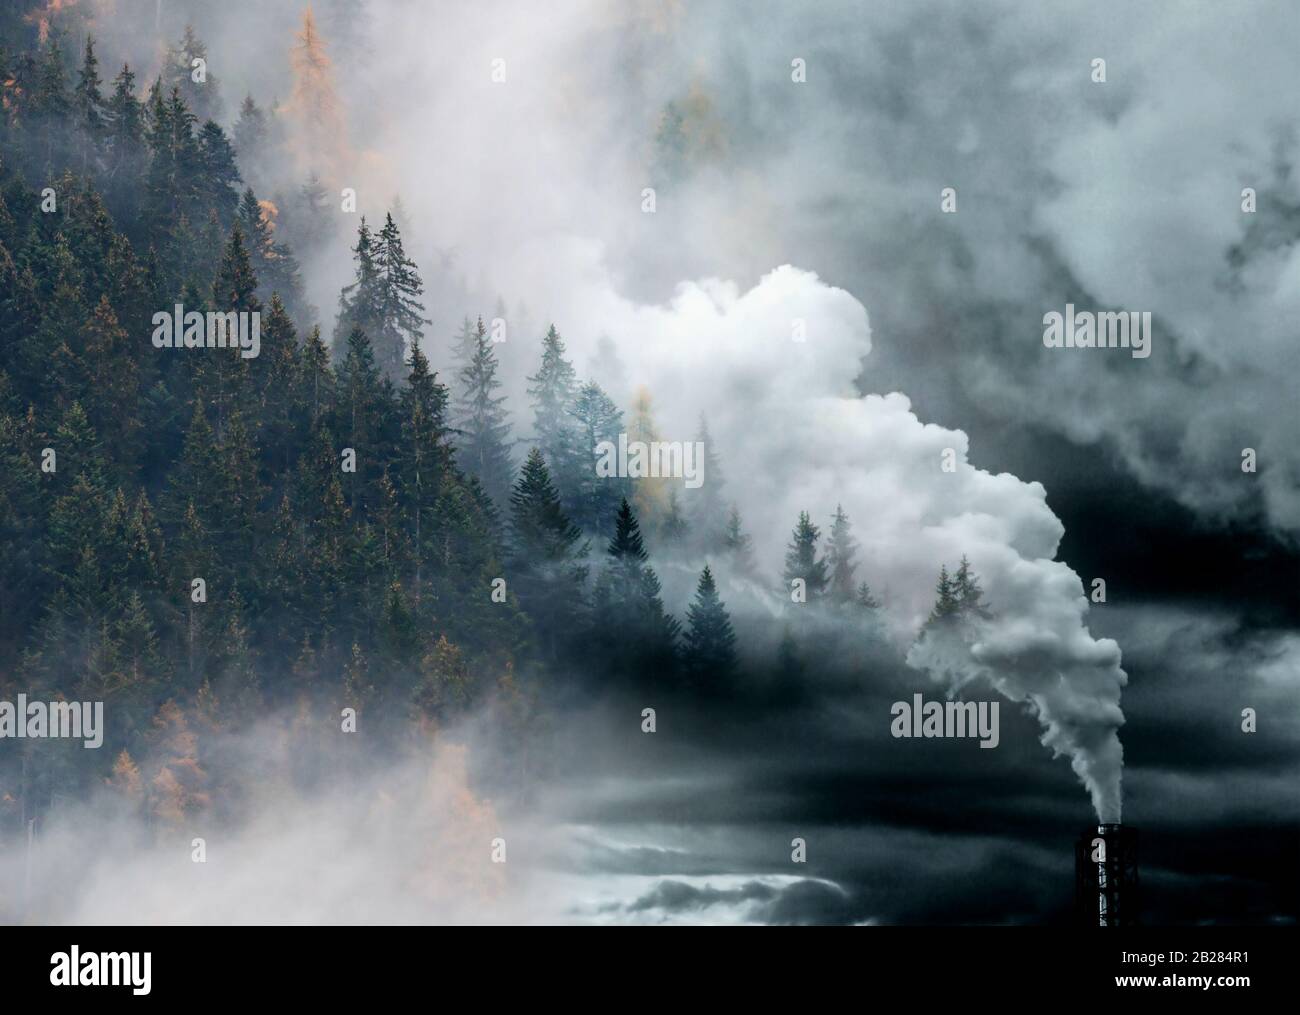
[1075, 823, 1139, 926]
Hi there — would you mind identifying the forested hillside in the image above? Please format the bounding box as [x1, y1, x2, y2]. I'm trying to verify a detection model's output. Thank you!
[0, 11, 904, 854]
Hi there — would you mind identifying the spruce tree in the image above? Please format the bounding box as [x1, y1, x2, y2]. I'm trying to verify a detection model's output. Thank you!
[233, 96, 268, 159]
[167, 25, 222, 124]
[238, 187, 305, 317]
[73, 35, 104, 151]
[201, 222, 259, 438]
[595, 499, 679, 676]
[527, 324, 580, 503]
[373, 212, 428, 382]
[335, 217, 381, 356]
[568, 380, 627, 534]
[855, 581, 880, 610]
[783, 511, 828, 600]
[722, 504, 758, 579]
[107, 64, 144, 141]
[825, 504, 860, 604]
[455, 316, 514, 510]
[196, 122, 242, 226]
[928, 565, 960, 625]
[683, 564, 736, 682]
[953, 555, 990, 619]
[509, 447, 587, 657]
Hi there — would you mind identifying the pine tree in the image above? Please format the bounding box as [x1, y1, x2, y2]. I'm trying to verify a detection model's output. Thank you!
[594, 499, 679, 676]
[509, 447, 587, 657]
[166, 25, 222, 124]
[335, 325, 392, 513]
[254, 294, 301, 477]
[722, 504, 758, 579]
[106, 64, 143, 133]
[568, 380, 627, 534]
[143, 86, 200, 235]
[287, 7, 348, 183]
[80, 295, 141, 464]
[953, 555, 990, 619]
[928, 565, 960, 625]
[527, 324, 581, 503]
[372, 212, 428, 382]
[451, 316, 478, 370]
[855, 581, 880, 610]
[783, 511, 828, 600]
[33, 36, 72, 166]
[683, 564, 736, 682]
[199, 222, 259, 438]
[825, 504, 860, 604]
[238, 188, 305, 317]
[196, 122, 241, 226]
[455, 316, 514, 510]
[73, 35, 104, 155]
[293, 172, 331, 254]
[233, 96, 268, 159]
[398, 345, 452, 602]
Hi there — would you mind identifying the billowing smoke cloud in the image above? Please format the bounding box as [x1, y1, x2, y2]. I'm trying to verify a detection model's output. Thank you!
[487, 253, 1127, 820]
[347, 0, 1300, 540]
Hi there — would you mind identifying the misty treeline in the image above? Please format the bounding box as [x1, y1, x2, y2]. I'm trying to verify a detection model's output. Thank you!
[0, 15, 984, 847]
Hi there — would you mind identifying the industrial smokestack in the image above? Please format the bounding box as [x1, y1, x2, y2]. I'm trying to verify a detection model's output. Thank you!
[1075, 823, 1140, 926]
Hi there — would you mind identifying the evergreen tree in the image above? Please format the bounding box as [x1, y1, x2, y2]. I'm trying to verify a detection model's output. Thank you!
[335, 217, 381, 353]
[683, 563, 736, 682]
[143, 86, 200, 235]
[233, 96, 268, 159]
[450, 316, 478, 370]
[825, 504, 860, 604]
[568, 380, 627, 535]
[335, 214, 429, 382]
[166, 25, 223, 124]
[455, 316, 514, 510]
[397, 345, 452, 602]
[106, 64, 145, 161]
[237, 187, 305, 317]
[509, 448, 587, 657]
[372, 212, 428, 382]
[722, 504, 758, 580]
[293, 172, 331, 254]
[855, 581, 881, 610]
[196, 122, 241, 226]
[73, 35, 104, 151]
[527, 324, 581, 503]
[783, 511, 828, 600]
[200, 222, 259, 437]
[593, 499, 679, 676]
[953, 555, 990, 619]
[928, 565, 960, 625]
[336, 325, 393, 513]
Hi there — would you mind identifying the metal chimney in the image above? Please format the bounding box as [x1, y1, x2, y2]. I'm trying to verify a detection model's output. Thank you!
[1075, 823, 1139, 926]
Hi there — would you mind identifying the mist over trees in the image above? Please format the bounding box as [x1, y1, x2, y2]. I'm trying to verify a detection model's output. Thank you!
[0, 9, 988, 869]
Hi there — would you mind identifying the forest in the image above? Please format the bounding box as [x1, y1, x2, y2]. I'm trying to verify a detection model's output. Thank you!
[0, 9, 983, 865]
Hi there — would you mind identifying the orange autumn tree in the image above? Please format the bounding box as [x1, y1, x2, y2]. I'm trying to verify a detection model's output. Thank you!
[286, 6, 350, 187]
[146, 699, 209, 831]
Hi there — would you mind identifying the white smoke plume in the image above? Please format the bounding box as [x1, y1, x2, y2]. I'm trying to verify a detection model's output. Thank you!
[495, 255, 1127, 821]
